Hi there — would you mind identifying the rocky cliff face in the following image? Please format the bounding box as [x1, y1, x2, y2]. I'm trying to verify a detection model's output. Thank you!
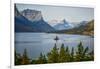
[21, 9, 43, 22]
[15, 5, 21, 17]
[15, 5, 55, 32]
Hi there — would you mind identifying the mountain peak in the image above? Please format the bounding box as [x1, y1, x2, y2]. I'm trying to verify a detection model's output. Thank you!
[21, 9, 43, 22]
[53, 19, 74, 30]
[62, 19, 66, 23]
[15, 5, 21, 17]
[15, 6, 55, 32]
[61, 19, 69, 24]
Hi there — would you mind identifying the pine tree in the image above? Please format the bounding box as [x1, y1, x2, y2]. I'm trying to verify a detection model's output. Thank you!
[88, 50, 94, 61]
[75, 42, 89, 61]
[36, 53, 47, 64]
[70, 47, 74, 61]
[47, 43, 59, 63]
[15, 50, 18, 65]
[21, 48, 30, 65]
[43, 55, 47, 63]
[59, 44, 67, 62]
[15, 50, 22, 65]
[65, 46, 71, 62]
[75, 42, 83, 61]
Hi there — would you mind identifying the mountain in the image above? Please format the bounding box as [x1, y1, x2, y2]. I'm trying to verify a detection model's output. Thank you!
[15, 5, 39, 32]
[76, 21, 88, 27]
[48, 20, 59, 26]
[53, 19, 74, 30]
[21, 9, 43, 22]
[55, 20, 94, 36]
[15, 5, 55, 32]
[20, 9, 55, 32]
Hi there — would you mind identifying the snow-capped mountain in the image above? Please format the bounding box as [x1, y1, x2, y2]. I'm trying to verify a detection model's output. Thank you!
[48, 20, 59, 26]
[53, 19, 74, 30]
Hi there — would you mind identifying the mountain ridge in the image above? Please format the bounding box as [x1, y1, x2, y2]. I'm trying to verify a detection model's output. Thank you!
[53, 20, 94, 36]
[15, 5, 55, 32]
[53, 19, 74, 30]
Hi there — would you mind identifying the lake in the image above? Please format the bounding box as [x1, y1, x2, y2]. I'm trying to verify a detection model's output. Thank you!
[15, 33, 94, 59]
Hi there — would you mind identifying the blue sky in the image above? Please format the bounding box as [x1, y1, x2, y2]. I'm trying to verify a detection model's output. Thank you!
[16, 3, 94, 23]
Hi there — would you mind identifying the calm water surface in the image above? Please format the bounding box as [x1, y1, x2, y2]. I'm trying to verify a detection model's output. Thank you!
[15, 33, 94, 59]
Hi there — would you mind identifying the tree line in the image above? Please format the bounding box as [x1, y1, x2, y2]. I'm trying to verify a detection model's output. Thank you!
[15, 42, 94, 65]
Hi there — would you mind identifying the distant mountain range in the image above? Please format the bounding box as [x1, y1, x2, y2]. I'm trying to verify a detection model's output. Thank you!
[53, 19, 74, 30]
[15, 5, 55, 32]
[15, 5, 94, 36]
[76, 21, 88, 27]
[52, 19, 90, 31]
[54, 20, 94, 36]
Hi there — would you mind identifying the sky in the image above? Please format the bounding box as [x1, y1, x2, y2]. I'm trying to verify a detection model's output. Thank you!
[16, 3, 94, 25]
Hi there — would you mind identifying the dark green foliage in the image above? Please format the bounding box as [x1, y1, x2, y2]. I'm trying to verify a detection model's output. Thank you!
[88, 50, 94, 61]
[15, 48, 30, 65]
[47, 43, 59, 63]
[65, 46, 71, 62]
[21, 48, 30, 65]
[31, 60, 37, 64]
[70, 47, 74, 62]
[75, 42, 89, 61]
[36, 53, 47, 64]
[59, 44, 67, 62]
[15, 50, 22, 65]
[15, 42, 94, 65]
